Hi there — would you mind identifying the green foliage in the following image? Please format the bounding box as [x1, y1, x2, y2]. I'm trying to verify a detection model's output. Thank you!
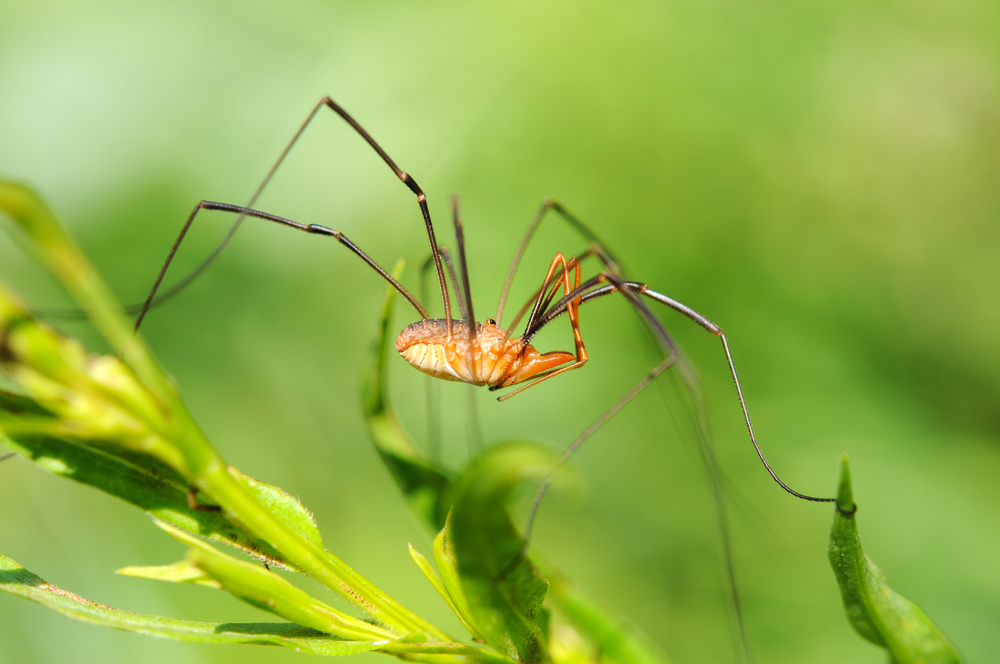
[829, 456, 963, 664]
[4, 4, 996, 658]
[0, 553, 379, 655]
[446, 444, 554, 664]
[362, 271, 672, 664]
[0, 182, 471, 658]
[0, 180, 669, 663]
[542, 569, 669, 664]
[361, 259, 452, 530]
[0, 181, 968, 664]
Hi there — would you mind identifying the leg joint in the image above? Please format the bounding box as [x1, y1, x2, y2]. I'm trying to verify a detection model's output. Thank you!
[308, 224, 340, 237]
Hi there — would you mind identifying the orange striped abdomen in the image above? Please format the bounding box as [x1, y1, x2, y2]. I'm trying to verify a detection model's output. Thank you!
[396, 318, 575, 388]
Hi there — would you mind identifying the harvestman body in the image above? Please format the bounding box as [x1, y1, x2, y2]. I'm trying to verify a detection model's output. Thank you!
[131, 96, 835, 663]
[396, 317, 577, 390]
[137, 97, 831, 501]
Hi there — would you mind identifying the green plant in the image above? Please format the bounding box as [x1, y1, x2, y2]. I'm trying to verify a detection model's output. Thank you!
[0, 182, 963, 663]
[829, 457, 962, 664]
[0, 183, 665, 663]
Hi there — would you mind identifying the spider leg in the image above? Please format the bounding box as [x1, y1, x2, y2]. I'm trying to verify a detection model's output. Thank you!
[134, 97, 454, 336]
[535, 278, 836, 504]
[510, 272, 754, 663]
[134, 201, 428, 335]
[448, 199, 484, 454]
[495, 199, 620, 327]
[496, 255, 588, 401]
[418, 244, 483, 455]
[511, 269, 837, 663]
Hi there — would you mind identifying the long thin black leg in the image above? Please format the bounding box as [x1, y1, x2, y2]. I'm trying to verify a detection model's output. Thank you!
[519, 273, 606, 346]
[134, 97, 453, 336]
[450, 198, 475, 329]
[501, 249, 603, 342]
[126, 99, 330, 319]
[496, 353, 677, 583]
[598, 273, 753, 664]
[437, 247, 468, 320]
[419, 253, 443, 463]
[527, 278, 835, 504]
[314, 97, 452, 336]
[495, 199, 619, 327]
[449, 198, 482, 455]
[638, 286, 834, 505]
[517, 271, 754, 663]
[516, 266, 833, 662]
[134, 201, 428, 332]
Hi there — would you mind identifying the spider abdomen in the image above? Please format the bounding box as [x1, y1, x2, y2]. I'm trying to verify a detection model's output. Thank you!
[395, 318, 573, 388]
[395, 319, 518, 386]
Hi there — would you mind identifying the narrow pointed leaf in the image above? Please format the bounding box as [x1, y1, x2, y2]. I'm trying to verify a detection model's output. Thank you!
[362, 262, 452, 529]
[432, 517, 485, 641]
[0, 425, 305, 571]
[410, 541, 484, 640]
[1, 282, 442, 637]
[118, 560, 222, 588]
[409, 543, 451, 604]
[155, 521, 394, 642]
[829, 456, 962, 664]
[235, 468, 323, 550]
[0, 187, 455, 641]
[0, 552, 378, 655]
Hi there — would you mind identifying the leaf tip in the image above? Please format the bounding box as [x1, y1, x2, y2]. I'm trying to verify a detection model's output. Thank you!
[836, 454, 856, 516]
[0, 181, 64, 250]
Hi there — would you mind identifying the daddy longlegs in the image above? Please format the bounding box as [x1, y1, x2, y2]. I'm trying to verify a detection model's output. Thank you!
[39, 97, 837, 663]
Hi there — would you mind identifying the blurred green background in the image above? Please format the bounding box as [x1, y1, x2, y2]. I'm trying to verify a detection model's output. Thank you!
[1, 1, 998, 663]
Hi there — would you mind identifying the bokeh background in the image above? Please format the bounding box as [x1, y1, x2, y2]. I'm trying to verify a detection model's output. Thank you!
[1, 1, 998, 663]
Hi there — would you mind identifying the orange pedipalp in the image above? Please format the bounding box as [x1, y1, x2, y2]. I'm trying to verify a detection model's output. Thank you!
[495, 253, 588, 400]
[395, 251, 588, 398]
[499, 349, 576, 387]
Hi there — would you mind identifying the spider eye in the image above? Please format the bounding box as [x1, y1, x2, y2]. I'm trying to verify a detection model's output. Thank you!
[487, 318, 497, 326]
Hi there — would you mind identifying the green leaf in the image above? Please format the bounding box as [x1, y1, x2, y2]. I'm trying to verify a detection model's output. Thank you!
[432, 516, 485, 640]
[1, 191, 448, 638]
[0, 552, 378, 656]
[0, 181, 179, 411]
[408, 543, 451, 606]
[0, 426, 309, 571]
[409, 542, 484, 640]
[235, 468, 324, 550]
[362, 260, 451, 529]
[447, 441, 558, 664]
[154, 521, 394, 642]
[118, 560, 223, 588]
[544, 567, 671, 664]
[0, 292, 187, 472]
[829, 456, 963, 664]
